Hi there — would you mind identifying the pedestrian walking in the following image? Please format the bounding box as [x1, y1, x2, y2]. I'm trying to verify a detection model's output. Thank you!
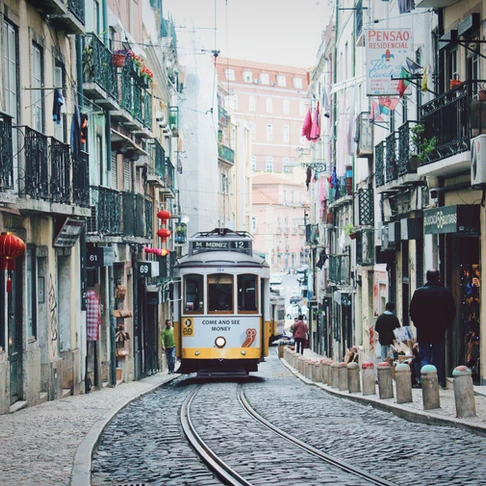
[375, 302, 400, 362]
[292, 315, 308, 355]
[410, 269, 456, 388]
[161, 319, 176, 374]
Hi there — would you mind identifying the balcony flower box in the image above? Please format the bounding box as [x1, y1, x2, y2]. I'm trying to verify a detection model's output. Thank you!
[112, 51, 127, 68]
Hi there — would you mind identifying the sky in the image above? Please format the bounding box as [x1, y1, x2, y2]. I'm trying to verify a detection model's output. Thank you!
[164, 0, 331, 68]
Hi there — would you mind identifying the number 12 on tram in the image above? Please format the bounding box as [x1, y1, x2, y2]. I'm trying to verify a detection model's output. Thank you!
[172, 228, 271, 376]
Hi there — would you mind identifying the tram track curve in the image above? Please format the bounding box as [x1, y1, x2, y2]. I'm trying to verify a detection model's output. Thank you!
[181, 382, 398, 486]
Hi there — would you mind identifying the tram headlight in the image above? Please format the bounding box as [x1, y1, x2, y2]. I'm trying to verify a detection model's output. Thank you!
[215, 336, 226, 348]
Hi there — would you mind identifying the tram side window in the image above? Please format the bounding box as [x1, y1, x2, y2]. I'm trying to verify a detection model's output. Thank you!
[238, 274, 258, 313]
[208, 274, 233, 312]
[184, 275, 203, 313]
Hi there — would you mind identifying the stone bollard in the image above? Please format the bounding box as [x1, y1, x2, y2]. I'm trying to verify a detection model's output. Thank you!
[278, 344, 284, 359]
[362, 361, 375, 396]
[324, 360, 333, 385]
[347, 362, 361, 393]
[331, 361, 340, 389]
[421, 364, 440, 410]
[319, 359, 329, 383]
[377, 362, 394, 399]
[395, 363, 413, 404]
[453, 366, 476, 418]
[338, 362, 348, 391]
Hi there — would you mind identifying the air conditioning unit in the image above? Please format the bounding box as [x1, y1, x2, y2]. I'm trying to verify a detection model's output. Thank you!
[471, 134, 486, 187]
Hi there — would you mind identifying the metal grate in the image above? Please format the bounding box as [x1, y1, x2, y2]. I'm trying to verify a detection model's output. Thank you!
[358, 187, 374, 226]
[87, 205, 97, 233]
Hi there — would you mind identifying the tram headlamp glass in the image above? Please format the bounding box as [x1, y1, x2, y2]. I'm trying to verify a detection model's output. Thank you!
[215, 336, 226, 348]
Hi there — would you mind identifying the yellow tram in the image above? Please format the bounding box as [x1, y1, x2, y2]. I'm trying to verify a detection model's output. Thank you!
[173, 228, 273, 376]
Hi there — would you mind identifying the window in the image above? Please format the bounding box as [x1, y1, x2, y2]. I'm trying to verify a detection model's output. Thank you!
[266, 97, 272, 113]
[283, 190, 287, 204]
[251, 216, 257, 233]
[249, 95, 256, 111]
[208, 274, 233, 312]
[243, 70, 252, 82]
[277, 74, 287, 87]
[283, 99, 290, 115]
[299, 102, 306, 116]
[277, 217, 282, 232]
[265, 156, 273, 172]
[249, 122, 256, 140]
[31, 42, 44, 132]
[26, 247, 37, 339]
[260, 72, 270, 84]
[3, 20, 19, 121]
[290, 191, 294, 204]
[54, 64, 66, 142]
[237, 274, 258, 313]
[283, 157, 291, 173]
[184, 274, 204, 313]
[251, 155, 257, 171]
[283, 125, 289, 142]
[293, 77, 303, 89]
[232, 94, 238, 110]
[225, 68, 235, 81]
[266, 124, 273, 141]
[221, 173, 229, 193]
[94, 0, 101, 34]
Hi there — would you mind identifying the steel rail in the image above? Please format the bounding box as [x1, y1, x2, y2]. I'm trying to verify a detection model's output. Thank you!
[180, 385, 253, 486]
[237, 386, 399, 486]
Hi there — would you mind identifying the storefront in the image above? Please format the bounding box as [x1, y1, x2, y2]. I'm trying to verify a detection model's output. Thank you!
[424, 205, 481, 383]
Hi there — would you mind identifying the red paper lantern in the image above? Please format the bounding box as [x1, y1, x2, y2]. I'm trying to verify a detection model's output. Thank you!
[157, 228, 171, 239]
[160, 248, 170, 257]
[157, 210, 171, 222]
[0, 232, 26, 292]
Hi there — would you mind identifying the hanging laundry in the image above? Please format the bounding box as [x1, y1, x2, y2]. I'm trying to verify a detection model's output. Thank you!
[396, 66, 412, 97]
[70, 104, 81, 157]
[52, 89, 64, 124]
[302, 108, 312, 141]
[321, 85, 330, 118]
[86, 290, 101, 341]
[305, 165, 312, 189]
[310, 101, 320, 141]
[421, 66, 428, 93]
[80, 113, 88, 145]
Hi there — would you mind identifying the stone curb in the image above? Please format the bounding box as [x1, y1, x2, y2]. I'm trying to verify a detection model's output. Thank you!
[71, 374, 179, 486]
[279, 354, 486, 438]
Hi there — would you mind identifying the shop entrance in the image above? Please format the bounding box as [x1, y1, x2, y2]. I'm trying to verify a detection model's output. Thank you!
[446, 236, 480, 383]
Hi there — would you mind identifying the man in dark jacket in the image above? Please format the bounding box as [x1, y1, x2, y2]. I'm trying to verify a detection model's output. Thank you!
[410, 269, 456, 387]
[375, 302, 400, 362]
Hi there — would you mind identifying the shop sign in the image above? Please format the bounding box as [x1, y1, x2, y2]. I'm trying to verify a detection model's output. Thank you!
[86, 247, 114, 267]
[138, 261, 159, 278]
[424, 205, 480, 235]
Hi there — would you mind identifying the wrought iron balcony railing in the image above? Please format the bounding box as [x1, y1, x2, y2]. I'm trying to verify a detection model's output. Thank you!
[67, 0, 85, 24]
[49, 138, 71, 204]
[218, 144, 235, 165]
[358, 187, 374, 226]
[145, 198, 153, 239]
[123, 192, 152, 238]
[218, 105, 228, 127]
[24, 126, 49, 200]
[419, 79, 486, 165]
[385, 132, 398, 183]
[88, 186, 122, 236]
[0, 113, 13, 190]
[143, 92, 152, 130]
[397, 120, 419, 176]
[83, 34, 118, 102]
[328, 254, 350, 286]
[72, 151, 89, 207]
[375, 141, 385, 187]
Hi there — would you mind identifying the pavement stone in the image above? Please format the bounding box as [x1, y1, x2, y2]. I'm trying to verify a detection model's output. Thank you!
[0, 372, 177, 486]
[287, 347, 486, 436]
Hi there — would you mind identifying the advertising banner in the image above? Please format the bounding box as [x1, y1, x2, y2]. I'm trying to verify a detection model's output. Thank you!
[365, 29, 411, 96]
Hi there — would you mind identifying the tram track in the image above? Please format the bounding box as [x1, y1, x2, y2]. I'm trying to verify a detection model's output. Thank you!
[181, 382, 398, 486]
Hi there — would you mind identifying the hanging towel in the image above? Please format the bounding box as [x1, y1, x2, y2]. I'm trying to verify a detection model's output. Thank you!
[302, 108, 312, 141]
[86, 290, 101, 341]
[70, 104, 81, 157]
[52, 89, 64, 124]
[80, 113, 88, 145]
[305, 165, 312, 189]
[310, 101, 320, 141]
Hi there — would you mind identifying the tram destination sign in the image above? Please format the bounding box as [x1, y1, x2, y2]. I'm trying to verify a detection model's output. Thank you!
[191, 239, 252, 255]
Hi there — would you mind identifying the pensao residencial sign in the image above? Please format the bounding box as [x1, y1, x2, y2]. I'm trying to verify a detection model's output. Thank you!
[365, 29, 411, 96]
[423, 205, 480, 235]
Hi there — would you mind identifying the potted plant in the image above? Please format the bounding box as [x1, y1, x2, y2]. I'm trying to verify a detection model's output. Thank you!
[112, 50, 128, 68]
[411, 123, 438, 164]
[140, 65, 154, 88]
[83, 42, 94, 79]
[344, 223, 359, 239]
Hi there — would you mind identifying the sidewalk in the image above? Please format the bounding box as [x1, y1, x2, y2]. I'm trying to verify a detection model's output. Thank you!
[0, 372, 177, 486]
[281, 347, 486, 437]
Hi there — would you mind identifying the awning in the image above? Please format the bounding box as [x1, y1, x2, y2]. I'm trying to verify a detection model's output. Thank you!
[111, 129, 149, 156]
[424, 205, 480, 235]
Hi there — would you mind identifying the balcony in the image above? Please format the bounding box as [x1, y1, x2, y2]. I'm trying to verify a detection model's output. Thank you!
[111, 57, 153, 135]
[305, 224, 319, 245]
[87, 186, 122, 236]
[218, 105, 228, 127]
[28, 0, 86, 35]
[15, 126, 89, 215]
[418, 79, 486, 177]
[169, 106, 179, 137]
[385, 132, 398, 183]
[122, 192, 152, 240]
[356, 229, 374, 267]
[328, 175, 351, 208]
[218, 144, 235, 165]
[356, 111, 373, 157]
[0, 113, 13, 191]
[82, 34, 119, 110]
[358, 187, 374, 226]
[375, 141, 385, 188]
[328, 254, 350, 286]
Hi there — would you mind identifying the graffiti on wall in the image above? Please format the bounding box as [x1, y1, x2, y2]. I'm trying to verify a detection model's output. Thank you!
[48, 273, 58, 360]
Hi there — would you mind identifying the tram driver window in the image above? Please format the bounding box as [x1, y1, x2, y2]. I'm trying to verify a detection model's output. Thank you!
[184, 274, 203, 313]
[238, 274, 258, 313]
[208, 274, 233, 312]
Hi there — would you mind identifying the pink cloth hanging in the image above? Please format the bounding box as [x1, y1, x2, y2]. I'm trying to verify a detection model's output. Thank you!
[301, 108, 312, 141]
[310, 101, 320, 141]
[87, 290, 101, 341]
